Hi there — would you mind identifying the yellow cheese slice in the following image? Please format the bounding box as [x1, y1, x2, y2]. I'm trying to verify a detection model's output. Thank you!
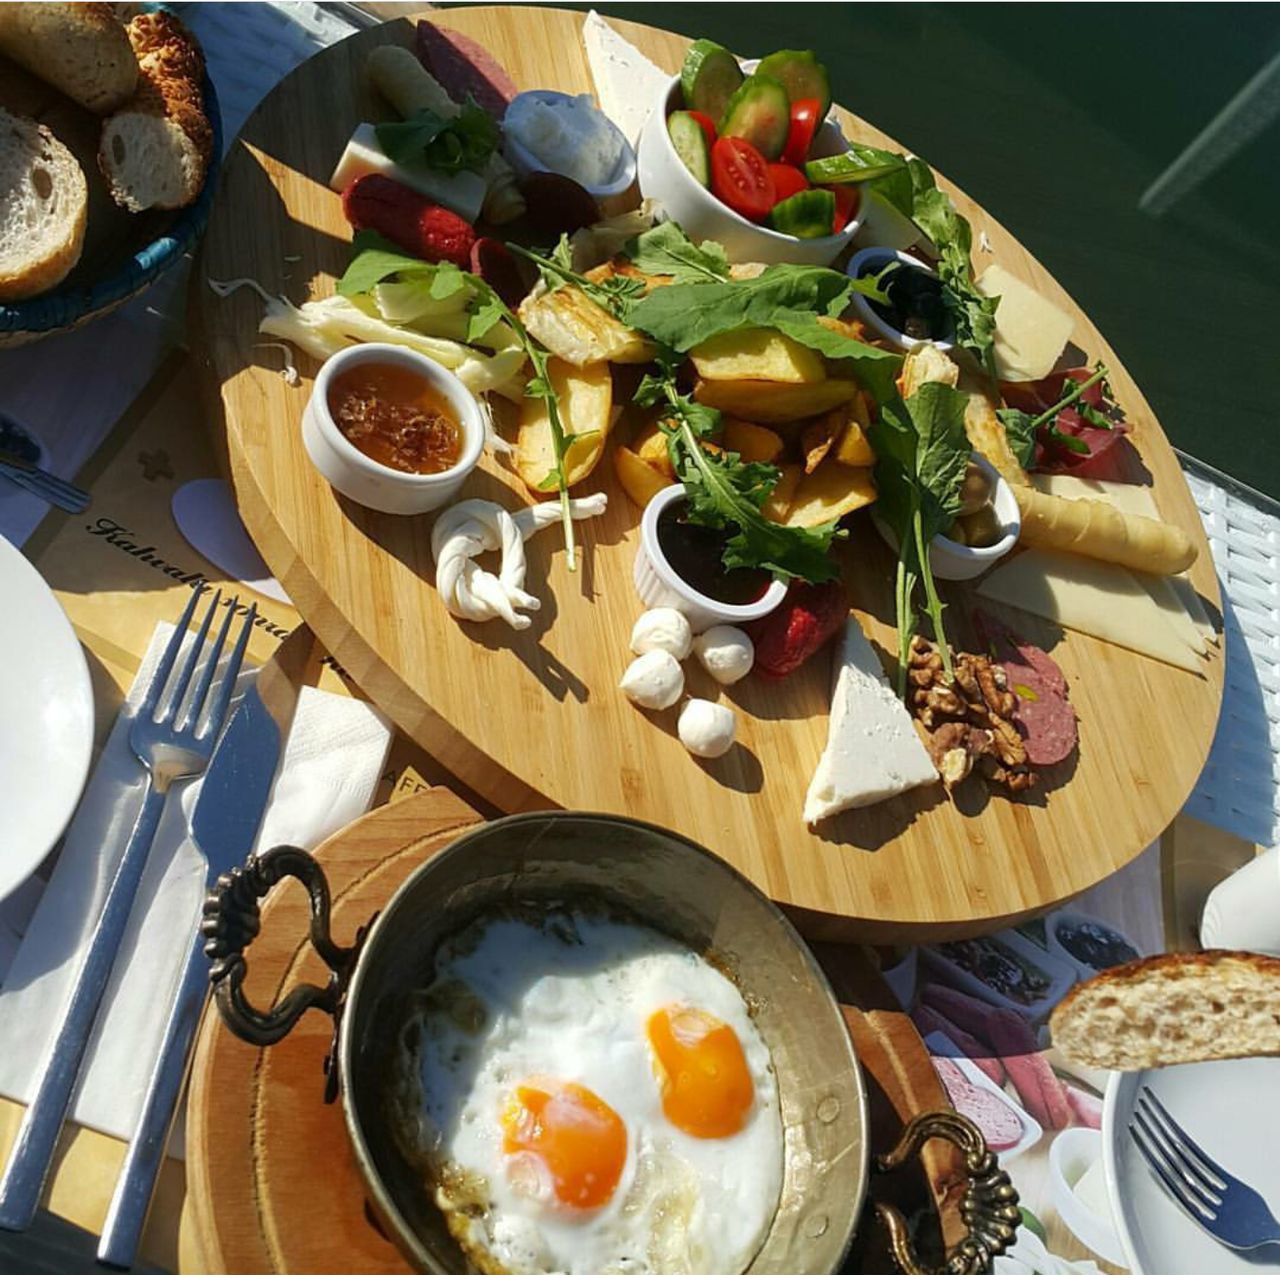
[1136, 571, 1207, 656]
[1167, 574, 1220, 648]
[976, 548, 1201, 673]
[976, 265, 1074, 382]
[1031, 474, 1160, 520]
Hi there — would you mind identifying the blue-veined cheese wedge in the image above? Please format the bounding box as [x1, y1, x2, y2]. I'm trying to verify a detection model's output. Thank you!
[329, 123, 485, 224]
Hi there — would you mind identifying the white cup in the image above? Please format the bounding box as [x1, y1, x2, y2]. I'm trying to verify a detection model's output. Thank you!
[1199, 845, 1280, 955]
[302, 343, 485, 515]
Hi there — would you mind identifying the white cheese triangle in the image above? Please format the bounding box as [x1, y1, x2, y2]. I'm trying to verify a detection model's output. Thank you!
[976, 549, 1200, 673]
[804, 619, 939, 825]
[582, 10, 669, 147]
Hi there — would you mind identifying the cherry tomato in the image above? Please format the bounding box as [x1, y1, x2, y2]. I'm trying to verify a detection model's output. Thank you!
[687, 109, 718, 150]
[710, 137, 775, 222]
[828, 183, 860, 232]
[767, 163, 809, 204]
[782, 98, 822, 167]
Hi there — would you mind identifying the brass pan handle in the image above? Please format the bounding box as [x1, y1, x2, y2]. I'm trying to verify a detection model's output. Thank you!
[875, 1110, 1021, 1275]
[202, 846, 357, 1066]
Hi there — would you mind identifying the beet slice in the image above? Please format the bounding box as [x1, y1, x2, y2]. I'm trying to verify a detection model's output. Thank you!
[469, 237, 531, 310]
[519, 172, 600, 238]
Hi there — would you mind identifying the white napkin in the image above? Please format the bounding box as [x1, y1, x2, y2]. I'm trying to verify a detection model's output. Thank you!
[0, 623, 392, 1147]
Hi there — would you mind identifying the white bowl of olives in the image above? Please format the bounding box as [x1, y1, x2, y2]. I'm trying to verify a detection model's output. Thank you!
[928, 453, 1020, 580]
[845, 246, 954, 352]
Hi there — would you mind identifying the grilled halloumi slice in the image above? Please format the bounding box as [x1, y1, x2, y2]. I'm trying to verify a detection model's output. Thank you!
[517, 284, 655, 367]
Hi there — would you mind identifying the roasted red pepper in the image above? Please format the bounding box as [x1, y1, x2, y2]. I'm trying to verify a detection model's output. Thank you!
[748, 580, 848, 678]
[341, 173, 476, 267]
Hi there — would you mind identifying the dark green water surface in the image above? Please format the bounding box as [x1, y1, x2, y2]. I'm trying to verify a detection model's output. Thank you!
[554, 3, 1280, 497]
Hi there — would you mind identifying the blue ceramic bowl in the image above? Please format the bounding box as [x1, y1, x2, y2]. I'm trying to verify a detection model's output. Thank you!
[0, 59, 222, 346]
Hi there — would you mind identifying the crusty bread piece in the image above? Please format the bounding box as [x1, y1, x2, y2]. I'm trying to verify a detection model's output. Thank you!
[1050, 950, 1280, 1071]
[0, 3, 137, 113]
[98, 10, 211, 212]
[0, 107, 87, 301]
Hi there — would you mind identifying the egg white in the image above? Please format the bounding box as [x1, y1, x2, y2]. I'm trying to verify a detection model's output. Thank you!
[410, 911, 784, 1275]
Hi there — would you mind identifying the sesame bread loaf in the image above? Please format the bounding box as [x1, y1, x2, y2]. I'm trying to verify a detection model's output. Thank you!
[1050, 950, 1280, 1070]
[0, 3, 137, 114]
[0, 107, 87, 301]
[98, 10, 211, 212]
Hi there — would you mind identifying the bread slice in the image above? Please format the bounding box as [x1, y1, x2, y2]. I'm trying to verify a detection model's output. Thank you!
[0, 107, 87, 301]
[1050, 950, 1280, 1071]
[0, 3, 137, 114]
[98, 10, 211, 212]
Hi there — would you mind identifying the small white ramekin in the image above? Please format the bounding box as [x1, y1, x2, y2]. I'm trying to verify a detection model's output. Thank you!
[873, 453, 1020, 582]
[302, 343, 485, 516]
[502, 89, 637, 200]
[636, 73, 862, 266]
[846, 246, 954, 353]
[633, 484, 787, 632]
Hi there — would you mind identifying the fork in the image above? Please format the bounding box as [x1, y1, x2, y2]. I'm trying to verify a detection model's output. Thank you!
[0, 449, 91, 515]
[1129, 1086, 1280, 1251]
[0, 587, 255, 1232]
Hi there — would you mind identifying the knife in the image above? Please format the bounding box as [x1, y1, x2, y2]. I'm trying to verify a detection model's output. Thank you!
[96, 628, 311, 1268]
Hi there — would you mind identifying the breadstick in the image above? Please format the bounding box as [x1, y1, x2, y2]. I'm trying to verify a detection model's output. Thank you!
[366, 45, 524, 226]
[1013, 485, 1196, 576]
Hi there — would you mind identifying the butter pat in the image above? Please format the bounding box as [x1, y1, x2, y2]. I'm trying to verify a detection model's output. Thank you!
[975, 264, 1074, 383]
[804, 619, 939, 824]
[329, 123, 486, 224]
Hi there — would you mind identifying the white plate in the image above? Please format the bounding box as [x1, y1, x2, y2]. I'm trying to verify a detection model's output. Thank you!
[0, 535, 93, 901]
[1104, 1058, 1280, 1275]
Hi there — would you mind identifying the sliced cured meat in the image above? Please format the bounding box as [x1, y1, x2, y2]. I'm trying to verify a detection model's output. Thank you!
[975, 610, 1068, 698]
[1035, 406, 1131, 478]
[416, 21, 516, 119]
[986, 1008, 1074, 1130]
[931, 1058, 1024, 1150]
[1065, 1083, 1103, 1130]
[1001, 664, 1078, 767]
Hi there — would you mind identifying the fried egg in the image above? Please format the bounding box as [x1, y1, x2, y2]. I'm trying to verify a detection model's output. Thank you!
[406, 910, 784, 1275]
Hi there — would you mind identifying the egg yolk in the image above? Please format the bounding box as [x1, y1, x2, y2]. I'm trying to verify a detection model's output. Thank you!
[647, 1005, 754, 1138]
[500, 1080, 627, 1210]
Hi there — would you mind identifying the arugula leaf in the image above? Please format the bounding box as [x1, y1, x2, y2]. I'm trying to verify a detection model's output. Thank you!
[641, 352, 842, 583]
[550, 233, 574, 272]
[623, 265, 855, 350]
[870, 382, 971, 687]
[507, 242, 646, 315]
[375, 99, 499, 175]
[622, 222, 731, 284]
[336, 232, 435, 296]
[999, 408, 1037, 470]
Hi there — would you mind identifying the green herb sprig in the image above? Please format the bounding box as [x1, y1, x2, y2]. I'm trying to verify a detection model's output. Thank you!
[375, 99, 500, 175]
[869, 383, 973, 689]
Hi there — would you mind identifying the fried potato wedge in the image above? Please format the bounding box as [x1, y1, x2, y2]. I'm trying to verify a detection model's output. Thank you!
[801, 413, 842, 474]
[963, 386, 1029, 486]
[518, 285, 655, 366]
[762, 463, 802, 524]
[515, 359, 613, 491]
[784, 464, 876, 528]
[614, 444, 671, 509]
[898, 342, 959, 397]
[632, 420, 675, 478]
[693, 377, 860, 424]
[690, 328, 826, 384]
[722, 417, 785, 464]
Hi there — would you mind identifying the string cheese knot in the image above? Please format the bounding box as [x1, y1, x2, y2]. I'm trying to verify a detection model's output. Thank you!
[431, 495, 608, 629]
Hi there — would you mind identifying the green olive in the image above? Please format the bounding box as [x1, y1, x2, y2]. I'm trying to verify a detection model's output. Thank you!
[955, 504, 1005, 548]
[957, 461, 995, 516]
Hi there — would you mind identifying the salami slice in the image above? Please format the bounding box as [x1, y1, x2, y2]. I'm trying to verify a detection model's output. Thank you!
[416, 21, 517, 119]
[1002, 664, 1078, 767]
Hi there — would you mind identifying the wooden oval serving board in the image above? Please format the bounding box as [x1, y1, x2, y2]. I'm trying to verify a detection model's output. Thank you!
[185, 788, 961, 1275]
[191, 6, 1223, 938]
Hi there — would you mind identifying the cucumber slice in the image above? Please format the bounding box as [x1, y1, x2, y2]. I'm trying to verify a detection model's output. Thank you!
[667, 111, 710, 185]
[681, 39, 744, 121]
[718, 74, 790, 162]
[804, 149, 906, 186]
[755, 50, 831, 120]
[768, 188, 836, 239]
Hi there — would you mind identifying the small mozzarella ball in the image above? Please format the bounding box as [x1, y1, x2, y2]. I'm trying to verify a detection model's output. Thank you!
[693, 625, 754, 685]
[629, 607, 693, 660]
[619, 650, 684, 710]
[678, 698, 736, 759]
